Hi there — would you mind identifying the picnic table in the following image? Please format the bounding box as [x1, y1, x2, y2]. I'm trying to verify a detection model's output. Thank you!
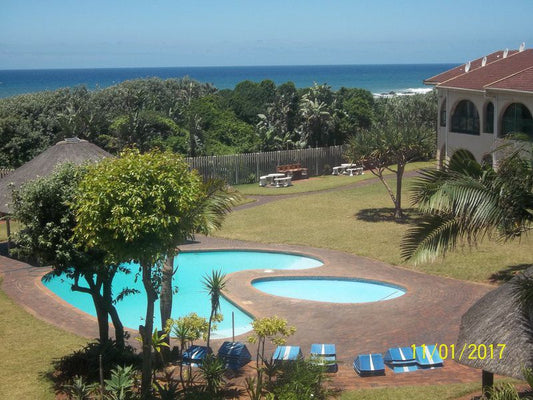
[332, 164, 362, 175]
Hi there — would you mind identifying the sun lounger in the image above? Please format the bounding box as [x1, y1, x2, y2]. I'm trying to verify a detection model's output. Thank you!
[384, 347, 418, 373]
[353, 353, 385, 376]
[217, 341, 252, 370]
[272, 345, 302, 363]
[183, 345, 211, 366]
[415, 345, 443, 369]
[310, 343, 338, 372]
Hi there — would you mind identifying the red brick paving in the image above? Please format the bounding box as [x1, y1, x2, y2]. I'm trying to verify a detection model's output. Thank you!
[0, 235, 491, 391]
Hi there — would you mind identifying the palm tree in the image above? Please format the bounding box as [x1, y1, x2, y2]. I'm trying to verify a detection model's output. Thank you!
[401, 148, 532, 263]
[203, 270, 228, 350]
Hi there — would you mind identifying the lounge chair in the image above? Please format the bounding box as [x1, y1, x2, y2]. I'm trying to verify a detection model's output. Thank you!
[415, 345, 444, 369]
[353, 353, 385, 376]
[217, 341, 252, 370]
[183, 345, 211, 366]
[272, 345, 302, 364]
[310, 343, 338, 372]
[384, 347, 418, 373]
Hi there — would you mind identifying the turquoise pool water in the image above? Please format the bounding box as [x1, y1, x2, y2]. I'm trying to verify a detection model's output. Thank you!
[252, 277, 405, 303]
[43, 250, 323, 338]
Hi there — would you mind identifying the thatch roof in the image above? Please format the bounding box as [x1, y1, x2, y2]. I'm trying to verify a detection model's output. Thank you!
[0, 138, 111, 215]
[457, 271, 533, 379]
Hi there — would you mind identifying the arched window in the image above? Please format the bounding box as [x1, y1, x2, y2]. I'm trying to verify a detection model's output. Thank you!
[485, 102, 494, 133]
[451, 100, 480, 135]
[501, 103, 533, 138]
[440, 100, 446, 127]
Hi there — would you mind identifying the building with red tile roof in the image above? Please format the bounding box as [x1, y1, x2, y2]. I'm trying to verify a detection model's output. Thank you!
[424, 45, 533, 166]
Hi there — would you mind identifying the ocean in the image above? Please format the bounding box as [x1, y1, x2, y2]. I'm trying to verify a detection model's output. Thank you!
[0, 64, 456, 99]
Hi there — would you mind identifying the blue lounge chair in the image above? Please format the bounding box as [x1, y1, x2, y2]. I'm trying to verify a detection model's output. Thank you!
[353, 353, 385, 376]
[310, 343, 338, 372]
[217, 341, 252, 370]
[384, 347, 418, 373]
[415, 345, 443, 369]
[272, 345, 302, 363]
[183, 345, 211, 366]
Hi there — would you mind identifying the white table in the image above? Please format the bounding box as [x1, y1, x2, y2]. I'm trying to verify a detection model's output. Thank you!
[266, 173, 285, 186]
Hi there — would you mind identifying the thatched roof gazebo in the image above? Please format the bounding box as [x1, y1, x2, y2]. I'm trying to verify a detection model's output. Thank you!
[0, 138, 111, 215]
[0, 138, 111, 249]
[457, 270, 533, 391]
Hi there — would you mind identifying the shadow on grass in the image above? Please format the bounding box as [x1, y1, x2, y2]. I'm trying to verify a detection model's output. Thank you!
[489, 264, 533, 284]
[355, 207, 423, 224]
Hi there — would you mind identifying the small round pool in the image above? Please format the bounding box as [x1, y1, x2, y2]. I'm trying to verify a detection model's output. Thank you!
[252, 277, 405, 303]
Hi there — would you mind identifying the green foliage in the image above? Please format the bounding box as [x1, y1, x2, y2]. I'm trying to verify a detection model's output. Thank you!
[198, 355, 226, 396]
[202, 270, 228, 349]
[402, 148, 533, 263]
[270, 359, 329, 400]
[62, 375, 99, 400]
[481, 383, 527, 400]
[52, 340, 141, 385]
[248, 316, 296, 367]
[172, 313, 211, 346]
[74, 148, 203, 265]
[104, 365, 138, 400]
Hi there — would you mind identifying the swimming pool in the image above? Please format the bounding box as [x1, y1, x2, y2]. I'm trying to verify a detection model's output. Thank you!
[252, 277, 405, 303]
[43, 250, 323, 338]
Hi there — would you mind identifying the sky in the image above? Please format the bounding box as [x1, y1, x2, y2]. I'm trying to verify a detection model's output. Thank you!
[2, 0, 533, 69]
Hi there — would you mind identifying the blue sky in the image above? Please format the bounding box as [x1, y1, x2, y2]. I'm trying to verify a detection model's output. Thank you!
[2, 0, 533, 69]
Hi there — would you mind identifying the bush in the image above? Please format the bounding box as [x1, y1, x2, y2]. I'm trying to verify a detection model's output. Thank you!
[270, 359, 329, 400]
[52, 340, 141, 385]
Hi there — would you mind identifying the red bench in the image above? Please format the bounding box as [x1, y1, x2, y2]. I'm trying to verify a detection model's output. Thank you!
[276, 163, 308, 180]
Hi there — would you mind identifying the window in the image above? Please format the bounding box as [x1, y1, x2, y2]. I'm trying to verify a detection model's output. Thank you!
[485, 102, 494, 133]
[440, 100, 446, 127]
[501, 103, 533, 138]
[451, 100, 480, 135]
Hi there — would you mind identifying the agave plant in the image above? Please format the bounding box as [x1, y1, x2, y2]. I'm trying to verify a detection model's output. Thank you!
[198, 354, 226, 396]
[104, 365, 137, 400]
[62, 375, 99, 400]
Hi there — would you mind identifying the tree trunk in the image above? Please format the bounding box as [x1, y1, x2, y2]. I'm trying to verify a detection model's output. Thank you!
[206, 310, 214, 351]
[140, 262, 157, 399]
[160, 251, 178, 358]
[160, 252, 177, 329]
[92, 294, 110, 345]
[394, 163, 405, 220]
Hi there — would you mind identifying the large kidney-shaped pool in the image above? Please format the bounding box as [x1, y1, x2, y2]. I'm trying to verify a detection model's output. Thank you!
[43, 250, 323, 338]
[252, 277, 405, 303]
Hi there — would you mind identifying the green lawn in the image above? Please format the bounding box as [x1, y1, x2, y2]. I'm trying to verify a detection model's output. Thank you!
[220, 174, 532, 283]
[234, 161, 435, 196]
[0, 220, 20, 242]
[0, 278, 87, 399]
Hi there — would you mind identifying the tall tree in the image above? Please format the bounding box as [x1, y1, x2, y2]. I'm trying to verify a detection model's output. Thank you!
[345, 94, 436, 220]
[73, 148, 204, 398]
[12, 163, 126, 348]
[401, 147, 533, 263]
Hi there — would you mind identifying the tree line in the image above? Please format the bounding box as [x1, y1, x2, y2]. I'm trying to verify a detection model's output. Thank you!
[0, 76, 436, 168]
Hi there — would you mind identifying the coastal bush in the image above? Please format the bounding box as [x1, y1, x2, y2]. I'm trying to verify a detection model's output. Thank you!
[0, 76, 424, 166]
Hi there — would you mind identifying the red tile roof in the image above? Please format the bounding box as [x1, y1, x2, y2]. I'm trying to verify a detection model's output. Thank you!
[424, 50, 518, 85]
[486, 66, 533, 92]
[425, 49, 533, 93]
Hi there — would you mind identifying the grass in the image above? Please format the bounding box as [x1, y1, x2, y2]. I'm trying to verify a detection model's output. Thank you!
[0, 219, 20, 242]
[234, 161, 435, 196]
[338, 380, 521, 400]
[0, 277, 87, 399]
[218, 173, 532, 282]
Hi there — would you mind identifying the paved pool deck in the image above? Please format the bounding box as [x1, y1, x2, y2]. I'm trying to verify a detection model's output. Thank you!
[0, 234, 492, 390]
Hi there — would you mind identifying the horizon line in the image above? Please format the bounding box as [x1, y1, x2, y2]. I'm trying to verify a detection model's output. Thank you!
[0, 62, 460, 72]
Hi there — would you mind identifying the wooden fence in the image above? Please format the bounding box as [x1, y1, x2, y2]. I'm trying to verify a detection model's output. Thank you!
[0, 168, 13, 179]
[186, 146, 346, 185]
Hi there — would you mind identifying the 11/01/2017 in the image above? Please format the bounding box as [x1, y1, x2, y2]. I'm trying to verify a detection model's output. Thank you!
[412, 343, 506, 361]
